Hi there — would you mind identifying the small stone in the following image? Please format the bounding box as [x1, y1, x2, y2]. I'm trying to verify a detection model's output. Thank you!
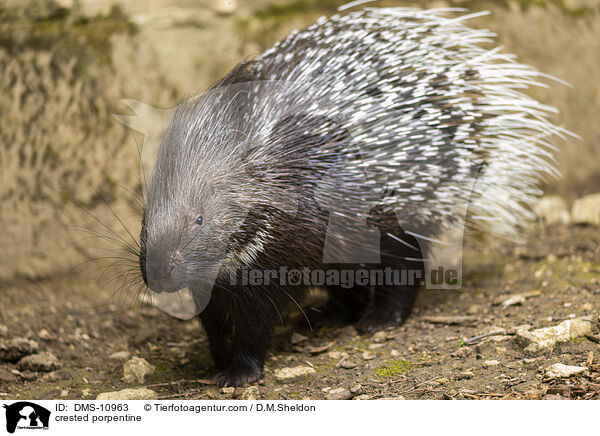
[456, 371, 474, 380]
[361, 351, 376, 360]
[328, 351, 349, 360]
[274, 366, 315, 381]
[501, 295, 526, 310]
[572, 193, 600, 225]
[455, 347, 472, 358]
[353, 394, 371, 400]
[516, 318, 592, 354]
[390, 350, 400, 357]
[341, 360, 357, 369]
[378, 396, 406, 400]
[122, 357, 154, 384]
[0, 325, 8, 337]
[109, 351, 131, 361]
[241, 385, 260, 400]
[220, 387, 235, 394]
[19, 371, 38, 381]
[533, 196, 570, 225]
[307, 342, 333, 355]
[581, 302, 593, 311]
[96, 388, 157, 400]
[37, 329, 52, 340]
[290, 333, 307, 344]
[17, 352, 61, 372]
[368, 343, 385, 350]
[212, 0, 237, 15]
[326, 387, 352, 400]
[495, 346, 507, 355]
[41, 371, 59, 382]
[466, 305, 481, 315]
[60, 390, 69, 397]
[372, 331, 387, 342]
[545, 363, 588, 379]
[350, 384, 362, 394]
[483, 360, 500, 368]
[0, 338, 39, 362]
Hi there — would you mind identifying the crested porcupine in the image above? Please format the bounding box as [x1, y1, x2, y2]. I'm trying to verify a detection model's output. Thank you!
[138, 7, 569, 386]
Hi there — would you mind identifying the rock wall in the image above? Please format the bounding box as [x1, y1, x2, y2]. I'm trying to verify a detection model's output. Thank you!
[0, 0, 598, 281]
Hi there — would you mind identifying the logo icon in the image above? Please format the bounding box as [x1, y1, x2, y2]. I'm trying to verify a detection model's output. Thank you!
[3, 402, 50, 433]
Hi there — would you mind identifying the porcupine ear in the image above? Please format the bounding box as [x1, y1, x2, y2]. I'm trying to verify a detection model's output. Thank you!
[209, 60, 261, 89]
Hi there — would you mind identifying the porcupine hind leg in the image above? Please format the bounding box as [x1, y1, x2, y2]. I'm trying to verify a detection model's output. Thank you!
[307, 284, 370, 328]
[354, 216, 425, 334]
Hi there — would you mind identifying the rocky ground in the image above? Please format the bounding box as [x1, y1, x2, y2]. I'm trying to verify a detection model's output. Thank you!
[0, 223, 599, 400]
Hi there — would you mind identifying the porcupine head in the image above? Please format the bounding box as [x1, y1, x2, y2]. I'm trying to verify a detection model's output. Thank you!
[139, 78, 310, 318]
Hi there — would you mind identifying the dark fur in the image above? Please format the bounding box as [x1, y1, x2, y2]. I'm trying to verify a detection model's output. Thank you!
[140, 61, 425, 386]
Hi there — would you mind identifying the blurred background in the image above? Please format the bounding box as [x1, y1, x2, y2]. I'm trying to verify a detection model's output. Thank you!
[0, 0, 599, 283]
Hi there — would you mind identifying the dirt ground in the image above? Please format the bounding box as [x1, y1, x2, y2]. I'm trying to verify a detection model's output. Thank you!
[0, 224, 598, 400]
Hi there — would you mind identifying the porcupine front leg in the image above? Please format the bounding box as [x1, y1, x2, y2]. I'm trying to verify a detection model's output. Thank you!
[199, 295, 234, 370]
[355, 218, 425, 334]
[211, 288, 281, 387]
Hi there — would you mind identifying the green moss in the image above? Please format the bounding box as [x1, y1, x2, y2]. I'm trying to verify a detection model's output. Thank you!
[375, 359, 412, 379]
[236, 0, 342, 49]
[252, 0, 341, 21]
[60, 189, 72, 205]
[0, 3, 136, 70]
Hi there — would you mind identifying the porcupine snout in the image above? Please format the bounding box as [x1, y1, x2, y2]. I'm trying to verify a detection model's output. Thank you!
[144, 247, 186, 293]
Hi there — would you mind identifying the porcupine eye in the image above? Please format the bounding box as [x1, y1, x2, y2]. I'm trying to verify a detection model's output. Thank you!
[195, 216, 203, 225]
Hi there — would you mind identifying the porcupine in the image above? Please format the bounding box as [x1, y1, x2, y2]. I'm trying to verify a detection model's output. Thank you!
[138, 7, 567, 386]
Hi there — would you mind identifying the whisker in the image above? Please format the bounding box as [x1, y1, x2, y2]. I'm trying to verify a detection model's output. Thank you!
[81, 178, 140, 250]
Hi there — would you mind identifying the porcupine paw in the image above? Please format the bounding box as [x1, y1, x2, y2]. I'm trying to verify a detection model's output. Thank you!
[213, 363, 262, 387]
[354, 306, 408, 334]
